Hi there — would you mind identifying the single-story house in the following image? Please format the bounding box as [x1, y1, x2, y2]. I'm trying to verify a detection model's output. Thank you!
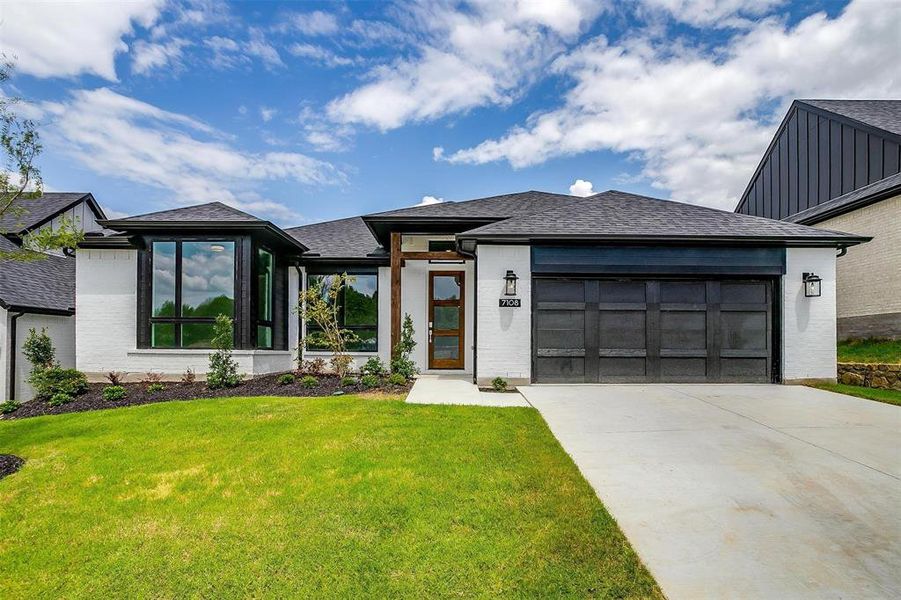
[734, 99, 900, 339]
[1, 193, 106, 401]
[71, 189, 868, 388]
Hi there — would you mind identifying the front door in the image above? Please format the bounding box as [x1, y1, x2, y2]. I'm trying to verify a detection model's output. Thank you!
[428, 271, 465, 369]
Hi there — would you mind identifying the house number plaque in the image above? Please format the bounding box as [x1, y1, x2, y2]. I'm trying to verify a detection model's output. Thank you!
[499, 298, 521, 307]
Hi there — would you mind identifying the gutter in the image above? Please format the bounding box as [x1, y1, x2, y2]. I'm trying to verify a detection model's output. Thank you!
[7, 311, 24, 402]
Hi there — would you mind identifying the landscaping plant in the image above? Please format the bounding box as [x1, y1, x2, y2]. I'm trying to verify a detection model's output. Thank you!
[361, 357, 387, 378]
[491, 377, 509, 392]
[360, 374, 380, 389]
[298, 274, 359, 378]
[387, 373, 407, 386]
[0, 400, 20, 414]
[102, 386, 127, 401]
[277, 373, 296, 386]
[22, 327, 55, 371]
[207, 315, 242, 390]
[106, 371, 125, 386]
[300, 375, 319, 388]
[340, 376, 358, 387]
[31, 368, 87, 400]
[181, 368, 196, 384]
[146, 383, 165, 393]
[48, 392, 73, 407]
[300, 358, 326, 375]
[391, 313, 418, 380]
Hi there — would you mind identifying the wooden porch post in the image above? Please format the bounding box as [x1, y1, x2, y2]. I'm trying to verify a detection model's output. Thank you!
[390, 231, 402, 357]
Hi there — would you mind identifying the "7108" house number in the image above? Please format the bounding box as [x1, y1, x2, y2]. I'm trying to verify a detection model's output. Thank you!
[499, 298, 521, 307]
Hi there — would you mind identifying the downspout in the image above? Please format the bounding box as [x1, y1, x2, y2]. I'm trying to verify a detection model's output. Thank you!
[457, 242, 477, 384]
[7, 311, 24, 402]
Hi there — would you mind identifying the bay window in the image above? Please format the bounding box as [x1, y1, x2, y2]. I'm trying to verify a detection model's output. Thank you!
[306, 272, 378, 352]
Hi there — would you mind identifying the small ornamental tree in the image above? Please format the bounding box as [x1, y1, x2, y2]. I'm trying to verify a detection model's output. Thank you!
[298, 274, 359, 378]
[207, 314, 241, 389]
[22, 327, 55, 371]
[391, 313, 418, 380]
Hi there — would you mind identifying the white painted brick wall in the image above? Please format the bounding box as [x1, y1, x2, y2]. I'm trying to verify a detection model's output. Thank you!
[782, 247, 837, 382]
[476, 245, 531, 384]
[13, 313, 76, 400]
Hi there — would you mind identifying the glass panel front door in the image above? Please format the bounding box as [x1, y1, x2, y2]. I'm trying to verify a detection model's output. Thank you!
[429, 272, 465, 369]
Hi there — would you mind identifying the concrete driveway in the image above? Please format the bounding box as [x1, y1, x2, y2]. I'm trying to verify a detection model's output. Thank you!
[519, 384, 901, 600]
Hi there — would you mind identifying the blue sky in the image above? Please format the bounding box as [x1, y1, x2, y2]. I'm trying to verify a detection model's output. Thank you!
[1, 0, 897, 225]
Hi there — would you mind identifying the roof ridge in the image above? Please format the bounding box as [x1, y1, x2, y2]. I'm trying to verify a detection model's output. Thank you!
[364, 189, 577, 217]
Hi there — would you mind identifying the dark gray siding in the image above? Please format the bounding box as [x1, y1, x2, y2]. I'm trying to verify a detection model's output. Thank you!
[737, 104, 901, 219]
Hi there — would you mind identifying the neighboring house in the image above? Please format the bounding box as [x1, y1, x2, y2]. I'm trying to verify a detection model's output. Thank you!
[0, 193, 106, 401]
[73, 190, 867, 388]
[734, 100, 901, 339]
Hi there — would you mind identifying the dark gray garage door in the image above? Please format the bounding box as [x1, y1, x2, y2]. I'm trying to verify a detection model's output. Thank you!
[533, 279, 774, 383]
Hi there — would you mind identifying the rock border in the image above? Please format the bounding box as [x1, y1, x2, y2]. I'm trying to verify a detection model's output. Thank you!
[837, 363, 901, 391]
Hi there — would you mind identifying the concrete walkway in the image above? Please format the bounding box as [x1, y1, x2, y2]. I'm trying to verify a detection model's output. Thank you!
[406, 374, 530, 407]
[520, 384, 901, 600]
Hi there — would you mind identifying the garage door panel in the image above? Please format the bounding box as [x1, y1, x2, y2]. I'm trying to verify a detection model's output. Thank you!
[534, 278, 774, 383]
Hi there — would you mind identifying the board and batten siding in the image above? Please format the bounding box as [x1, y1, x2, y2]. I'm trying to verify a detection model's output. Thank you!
[475, 245, 531, 385]
[736, 103, 901, 219]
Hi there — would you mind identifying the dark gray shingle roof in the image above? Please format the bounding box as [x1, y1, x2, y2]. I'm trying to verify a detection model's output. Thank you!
[105, 201, 262, 223]
[285, 216, 383, 259]
[784, 171, 901, 225]
[800, 100, 901, 136]
[0, 193, 93, 234]
[0, 237, 75, 312]
[367, 190, 582, 219]
[459, 190, 869, 244]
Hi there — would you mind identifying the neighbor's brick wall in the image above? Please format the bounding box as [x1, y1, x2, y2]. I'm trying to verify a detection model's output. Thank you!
[782, 247, 837, 382]
[476, 245, 531, 384]
[814, 195, 901, 324]
[837, 363, 901, 390]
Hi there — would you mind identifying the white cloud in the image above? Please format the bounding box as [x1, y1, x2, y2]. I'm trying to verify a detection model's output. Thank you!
[132, 38, 190, 75]
[260, 106, 277, 122]
[444, 0, 901, 209]
[0, 0, 163, 80]
[37, 88, 343, 222]
[284, 10, 340, 36]
[326, 0, 606, 131]
[246, 30, 284, 69]
[417, 195, 444, 206]
[288, 43, 355, 68]
[638, 0, 786, 27]
[568, 179, 595, 196]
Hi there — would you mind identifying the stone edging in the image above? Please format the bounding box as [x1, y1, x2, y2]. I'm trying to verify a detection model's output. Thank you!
[837, 363, 901, 390]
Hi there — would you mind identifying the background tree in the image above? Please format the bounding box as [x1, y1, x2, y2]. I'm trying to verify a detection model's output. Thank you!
[0, 58, 83, 259]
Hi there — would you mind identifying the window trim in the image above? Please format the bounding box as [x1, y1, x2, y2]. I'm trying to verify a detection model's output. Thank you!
[254, 245, 275, 349]
[145, 236, 238, 349]
[304, 270, 379, 353]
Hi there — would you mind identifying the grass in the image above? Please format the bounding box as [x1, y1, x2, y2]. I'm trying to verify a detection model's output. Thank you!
[837, 338, 901, 363]
[0, 395, 660, 599]
[809, 383, 901, 406]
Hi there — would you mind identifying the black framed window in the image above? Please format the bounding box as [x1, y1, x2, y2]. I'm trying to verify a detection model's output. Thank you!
[306, 273, 378, 352]
[149, 240, 235, 348]
[256, 247, 274, 349]
[428, 240, 457, 252]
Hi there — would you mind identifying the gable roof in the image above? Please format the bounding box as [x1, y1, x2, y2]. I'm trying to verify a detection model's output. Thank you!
[284, 216, 383, 260]
[99, 201, 308, 253]
[0, 236, 75, 314]
[799, 100, 901, 136]
[0, 192, 103, 236]
[367, 190, 582, 219]
[459, 190, 869, 246]
[784, 171, 901, 225]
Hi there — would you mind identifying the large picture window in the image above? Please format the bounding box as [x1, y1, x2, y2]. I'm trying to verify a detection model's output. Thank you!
[150, 240, 235, 348]
[306, 273, 378, 352]
[256, 248, 274, 349]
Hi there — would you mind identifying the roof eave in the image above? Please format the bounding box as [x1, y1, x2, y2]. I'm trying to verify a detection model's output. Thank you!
[96, 220, 309, 253]
[455, 232, 871, 247]
[787, 181, 901, 225]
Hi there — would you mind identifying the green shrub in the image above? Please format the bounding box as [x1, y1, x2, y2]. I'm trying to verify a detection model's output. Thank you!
[208, 315, 242, 389]
[48, 392, 73, 407]
[340, 376, 358, 387]
[277, 373, 296, 385]
[491, 377, 508, 392]
[0, 400, 21, 414]
[300, 375, 318, 388]
[146, 382, 165, 393]
[360, 374, 380, 388]
[22, 327, 55, 371]
[387, 373, 407, 386]
[390, 314, 419, 379]
[32, 367, 88, 400]
[361, 357, 387, 378]
[390, 356, 417, 380]
[102, 385, 127, 401]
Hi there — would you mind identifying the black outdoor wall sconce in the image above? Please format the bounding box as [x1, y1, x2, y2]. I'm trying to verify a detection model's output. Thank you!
[803, 272, 822, 297]
[504, 269, 519, 296]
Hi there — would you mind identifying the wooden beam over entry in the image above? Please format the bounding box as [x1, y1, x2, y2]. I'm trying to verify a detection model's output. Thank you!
[390, 232, 402, 357]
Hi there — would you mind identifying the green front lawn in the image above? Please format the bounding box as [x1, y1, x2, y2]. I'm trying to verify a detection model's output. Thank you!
[809, 383, 901, 406]
[0, 396, 660, 599]
[837, 338, 901, 363]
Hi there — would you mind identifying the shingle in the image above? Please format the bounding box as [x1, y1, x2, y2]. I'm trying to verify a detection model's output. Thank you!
[285, 216, 382, 258]
[0, 193, 91, 233]
[367, 190, 582, 218]
[459, 190, 868, 242]
[108, 201, 263, 223]
[784, 171, 901, 224]
[0, 237, 75, 312]
[800, 100, 901, 136]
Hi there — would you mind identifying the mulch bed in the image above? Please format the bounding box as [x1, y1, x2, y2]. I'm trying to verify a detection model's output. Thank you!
[0, 454, 25, 480]
[1, 373, 412, 421]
